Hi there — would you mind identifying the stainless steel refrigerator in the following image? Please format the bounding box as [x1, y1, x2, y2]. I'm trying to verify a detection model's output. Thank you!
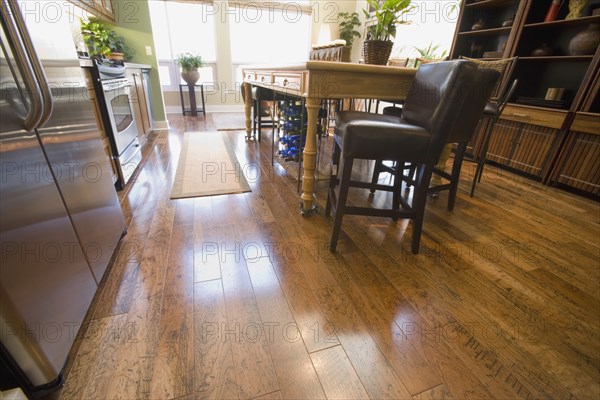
[0, 0, 126, 394]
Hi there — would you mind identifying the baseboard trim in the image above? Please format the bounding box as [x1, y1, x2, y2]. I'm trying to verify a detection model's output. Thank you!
[153, 120, 170, 130]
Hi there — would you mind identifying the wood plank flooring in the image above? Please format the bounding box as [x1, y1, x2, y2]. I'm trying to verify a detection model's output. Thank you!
[58, 113, 600, 400]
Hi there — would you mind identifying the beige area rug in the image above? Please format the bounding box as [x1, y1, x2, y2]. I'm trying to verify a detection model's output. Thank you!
[171, 132, 251, 199]
[211, 112, 248, 131]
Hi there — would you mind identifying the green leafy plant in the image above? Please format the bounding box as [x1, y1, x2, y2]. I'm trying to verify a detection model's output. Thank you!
[363, 0, 415, 41]
[81, 17, 134, 60]
[176, 53, 204, 71]
[81, 18, 111, 56]
[107, 32, 134, 59]
[338, 12, 361, 48]
[414, 42, 448, 60]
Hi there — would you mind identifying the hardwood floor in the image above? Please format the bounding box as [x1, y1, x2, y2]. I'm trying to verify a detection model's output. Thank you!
[58, 113, 600, 399]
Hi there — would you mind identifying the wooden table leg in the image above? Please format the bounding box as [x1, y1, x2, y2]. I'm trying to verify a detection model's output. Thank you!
[300, 97, 320, 215]
[243, 82, 252, 139]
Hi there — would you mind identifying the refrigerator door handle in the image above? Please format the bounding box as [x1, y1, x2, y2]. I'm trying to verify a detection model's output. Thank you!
[6, 0, 53, 128]
[0, 0, 43, 131]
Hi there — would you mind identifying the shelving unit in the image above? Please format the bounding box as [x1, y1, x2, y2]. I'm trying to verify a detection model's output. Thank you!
[450, 0, 525, 59]
[450, 0, 600, 197]
[548, 61, 600, 196]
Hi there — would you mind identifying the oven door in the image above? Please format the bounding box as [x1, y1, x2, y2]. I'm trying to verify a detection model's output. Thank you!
[103, 81, 138, 156]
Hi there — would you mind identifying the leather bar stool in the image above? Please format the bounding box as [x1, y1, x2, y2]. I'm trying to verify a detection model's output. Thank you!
[470, 78, 518, 196]
[240, 85, 276, 141]
[251, 86, 276, 141]
[457, 56, 519, 196]
[326, 60, 500, 253]
[372, 66, 507, 209]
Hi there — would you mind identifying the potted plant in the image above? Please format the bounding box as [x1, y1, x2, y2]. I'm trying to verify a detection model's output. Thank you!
[176, 53, 204, 86]
[363, 0, 414, 65]
[81, 18, 111, 57]
[81, 18, 133, 61]
[414, 42, 448, 64]
[338, 12, 361, 50]
[106, 31, 134, 61]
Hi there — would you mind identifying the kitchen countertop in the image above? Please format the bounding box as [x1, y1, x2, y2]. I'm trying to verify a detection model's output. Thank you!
[79, 59, 151, 69]
[79, 59, 93, 68]
[124, 62, 152, 69]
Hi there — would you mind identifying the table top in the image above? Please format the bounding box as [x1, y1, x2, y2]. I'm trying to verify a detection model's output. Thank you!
[242, 61, 417, 100]
[241, 60, 416, 76]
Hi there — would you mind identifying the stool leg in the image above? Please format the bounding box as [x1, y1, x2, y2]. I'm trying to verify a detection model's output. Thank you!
[470, 117, 496, 197]
[330, 157, 353, 252]
[392, 164, 403, 219]
[252, 99, 258, 139]
[406, 163, 416, 188]
[325, 141, 341, 217]
[411, 164, 433, 254]
[448, 143, 466, 211]
[257, 101, 262, 141]
[271, 98, 276, 165]
[370, 160, 383, 194]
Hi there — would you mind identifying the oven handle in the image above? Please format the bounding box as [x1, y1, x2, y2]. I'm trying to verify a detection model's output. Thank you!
[103, 83, 133, 93]
[0, 0, 43, 131]
[7, 0, 53, 128]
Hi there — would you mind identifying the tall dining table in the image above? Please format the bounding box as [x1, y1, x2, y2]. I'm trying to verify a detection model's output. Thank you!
[242, 61, 417, 214]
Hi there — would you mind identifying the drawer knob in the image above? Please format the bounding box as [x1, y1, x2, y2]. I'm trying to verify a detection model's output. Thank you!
[283, 79, 289, 86]
[261, 76, 265, 82]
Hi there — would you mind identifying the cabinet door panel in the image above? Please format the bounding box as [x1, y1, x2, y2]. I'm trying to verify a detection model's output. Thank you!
[508, 124, 558, 176]
[135, 73, 152, 135]
[555, 132, 600, 195]
[485, 119, 521, 166]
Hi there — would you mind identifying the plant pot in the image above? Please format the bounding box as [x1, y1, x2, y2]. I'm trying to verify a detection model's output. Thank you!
[181, 69, 200, 86]
[109, 52, 124, 60]
[362, 40, 393, 65]
[569, 24, 600, 56]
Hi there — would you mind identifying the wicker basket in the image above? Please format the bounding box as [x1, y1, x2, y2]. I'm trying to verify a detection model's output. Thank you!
[362, 40, 393, 65]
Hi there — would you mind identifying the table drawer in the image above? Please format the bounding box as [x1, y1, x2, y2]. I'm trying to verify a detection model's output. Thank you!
[244, 71, 255, 82]
[255, 73, 273, 84]
[501, 104, 567, 130]
[273, 73, 303, 91]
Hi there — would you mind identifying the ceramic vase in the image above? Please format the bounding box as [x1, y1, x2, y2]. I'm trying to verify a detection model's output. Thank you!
[181, 69, 200, 86]
[471, 19, 487, 31]
[532, 43, 554, 57]
[569, 24, 600, 55]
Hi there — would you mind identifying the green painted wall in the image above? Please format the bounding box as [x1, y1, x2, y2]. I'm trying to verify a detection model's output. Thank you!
[108, 0, 166, 123]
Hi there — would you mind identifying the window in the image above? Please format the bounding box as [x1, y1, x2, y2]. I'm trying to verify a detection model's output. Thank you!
[229, 2, 311, 84]
[149, 1, 217, 89]
[391, 0, 459, 62]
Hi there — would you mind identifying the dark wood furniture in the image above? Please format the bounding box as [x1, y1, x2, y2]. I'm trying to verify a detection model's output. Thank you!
[326, 61, 497, 253]
[179, 83, 206, 117]
[242, 61, 417, 213]
[127, 68, 153, 143]
[450, 0, 600, 198]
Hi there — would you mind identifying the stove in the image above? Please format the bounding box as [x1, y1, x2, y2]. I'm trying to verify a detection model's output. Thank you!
[91, 58, 141, 190]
